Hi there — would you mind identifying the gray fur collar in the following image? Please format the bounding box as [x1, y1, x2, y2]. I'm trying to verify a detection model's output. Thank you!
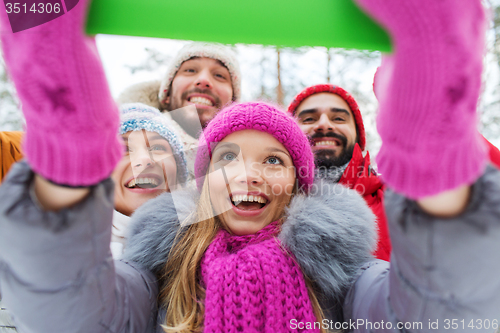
[123, 179, 376, 303]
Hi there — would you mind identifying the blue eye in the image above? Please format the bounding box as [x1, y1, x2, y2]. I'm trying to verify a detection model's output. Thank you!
[221, 152, 237, 161]
[149, 145, 168, 152]
[266, 156, 283, 165]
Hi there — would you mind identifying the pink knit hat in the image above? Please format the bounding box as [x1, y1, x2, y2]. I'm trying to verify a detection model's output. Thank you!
[194, 102, 315, 192]
[288, 84, 366, 151]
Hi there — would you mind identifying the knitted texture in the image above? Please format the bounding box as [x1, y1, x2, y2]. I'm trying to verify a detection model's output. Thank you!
[354, 0, 488, 198]
[159, 42, 241, 103]
[119, 103, 189, 184]
[288, 84, 366, 151]
[195, 102, 315, 192]
[0, 0, 122, 186]
[201, 222, 319, 333]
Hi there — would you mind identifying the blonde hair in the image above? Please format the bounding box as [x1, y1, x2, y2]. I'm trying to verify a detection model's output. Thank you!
[159, 175, 327, 333]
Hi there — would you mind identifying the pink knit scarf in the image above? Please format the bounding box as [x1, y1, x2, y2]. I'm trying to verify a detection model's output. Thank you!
[200, 222, 319, 333]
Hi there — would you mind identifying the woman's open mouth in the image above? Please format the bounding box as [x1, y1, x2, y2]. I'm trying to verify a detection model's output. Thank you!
[230, 193, 269, 216]
[124, 174, 165, 193]
[126, 178, 159, 188]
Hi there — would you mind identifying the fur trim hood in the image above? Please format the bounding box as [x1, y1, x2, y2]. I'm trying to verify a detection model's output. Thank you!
[117, 80, 162, 110]
[123, 179, 376, 303]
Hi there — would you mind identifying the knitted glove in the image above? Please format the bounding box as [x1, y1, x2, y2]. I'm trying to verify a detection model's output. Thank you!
[354, 0, 488, 199]
[0, 0, 122, 186]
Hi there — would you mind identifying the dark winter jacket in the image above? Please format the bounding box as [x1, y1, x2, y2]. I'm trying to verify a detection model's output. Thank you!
[1, 160, 500, 332]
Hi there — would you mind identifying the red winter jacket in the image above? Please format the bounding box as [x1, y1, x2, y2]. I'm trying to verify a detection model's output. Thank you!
[485, 136, 500, 169]
[339, 144, 391, 261]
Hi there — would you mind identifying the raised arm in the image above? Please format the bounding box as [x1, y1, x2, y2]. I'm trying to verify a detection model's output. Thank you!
[357, 0, 488, 200]
[0, 0, 122, 190]
[0, 2, 157, 331]
[341, 0, 500, 331]
[356, 0, 487, 224]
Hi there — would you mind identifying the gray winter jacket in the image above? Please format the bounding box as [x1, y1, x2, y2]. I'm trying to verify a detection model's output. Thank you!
[1, 160, 499, 332]
[0, 297, 16, 333]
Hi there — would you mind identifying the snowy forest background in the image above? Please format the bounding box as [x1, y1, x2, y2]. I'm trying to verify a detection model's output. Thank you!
[1, 1, 500, 160]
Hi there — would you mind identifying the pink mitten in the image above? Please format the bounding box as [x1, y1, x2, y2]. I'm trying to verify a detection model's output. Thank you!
[0, 0, 122, 186]
[355, 0, 488, 198]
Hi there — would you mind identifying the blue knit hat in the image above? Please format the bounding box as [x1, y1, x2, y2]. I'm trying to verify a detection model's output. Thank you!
[119, 103, 188, 185]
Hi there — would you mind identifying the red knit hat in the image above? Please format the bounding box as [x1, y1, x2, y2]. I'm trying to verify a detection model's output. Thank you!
[287, 84, 366, 151]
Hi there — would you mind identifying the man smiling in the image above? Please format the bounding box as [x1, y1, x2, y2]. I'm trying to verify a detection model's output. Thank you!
[158, 43, 240, 138]
[292, 89, 359, 170]
[118, 42, 241, 140]
[288, 84, 391, 261]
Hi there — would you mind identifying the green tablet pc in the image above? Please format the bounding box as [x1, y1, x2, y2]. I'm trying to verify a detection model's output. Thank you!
[85, 0, 392, 52]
